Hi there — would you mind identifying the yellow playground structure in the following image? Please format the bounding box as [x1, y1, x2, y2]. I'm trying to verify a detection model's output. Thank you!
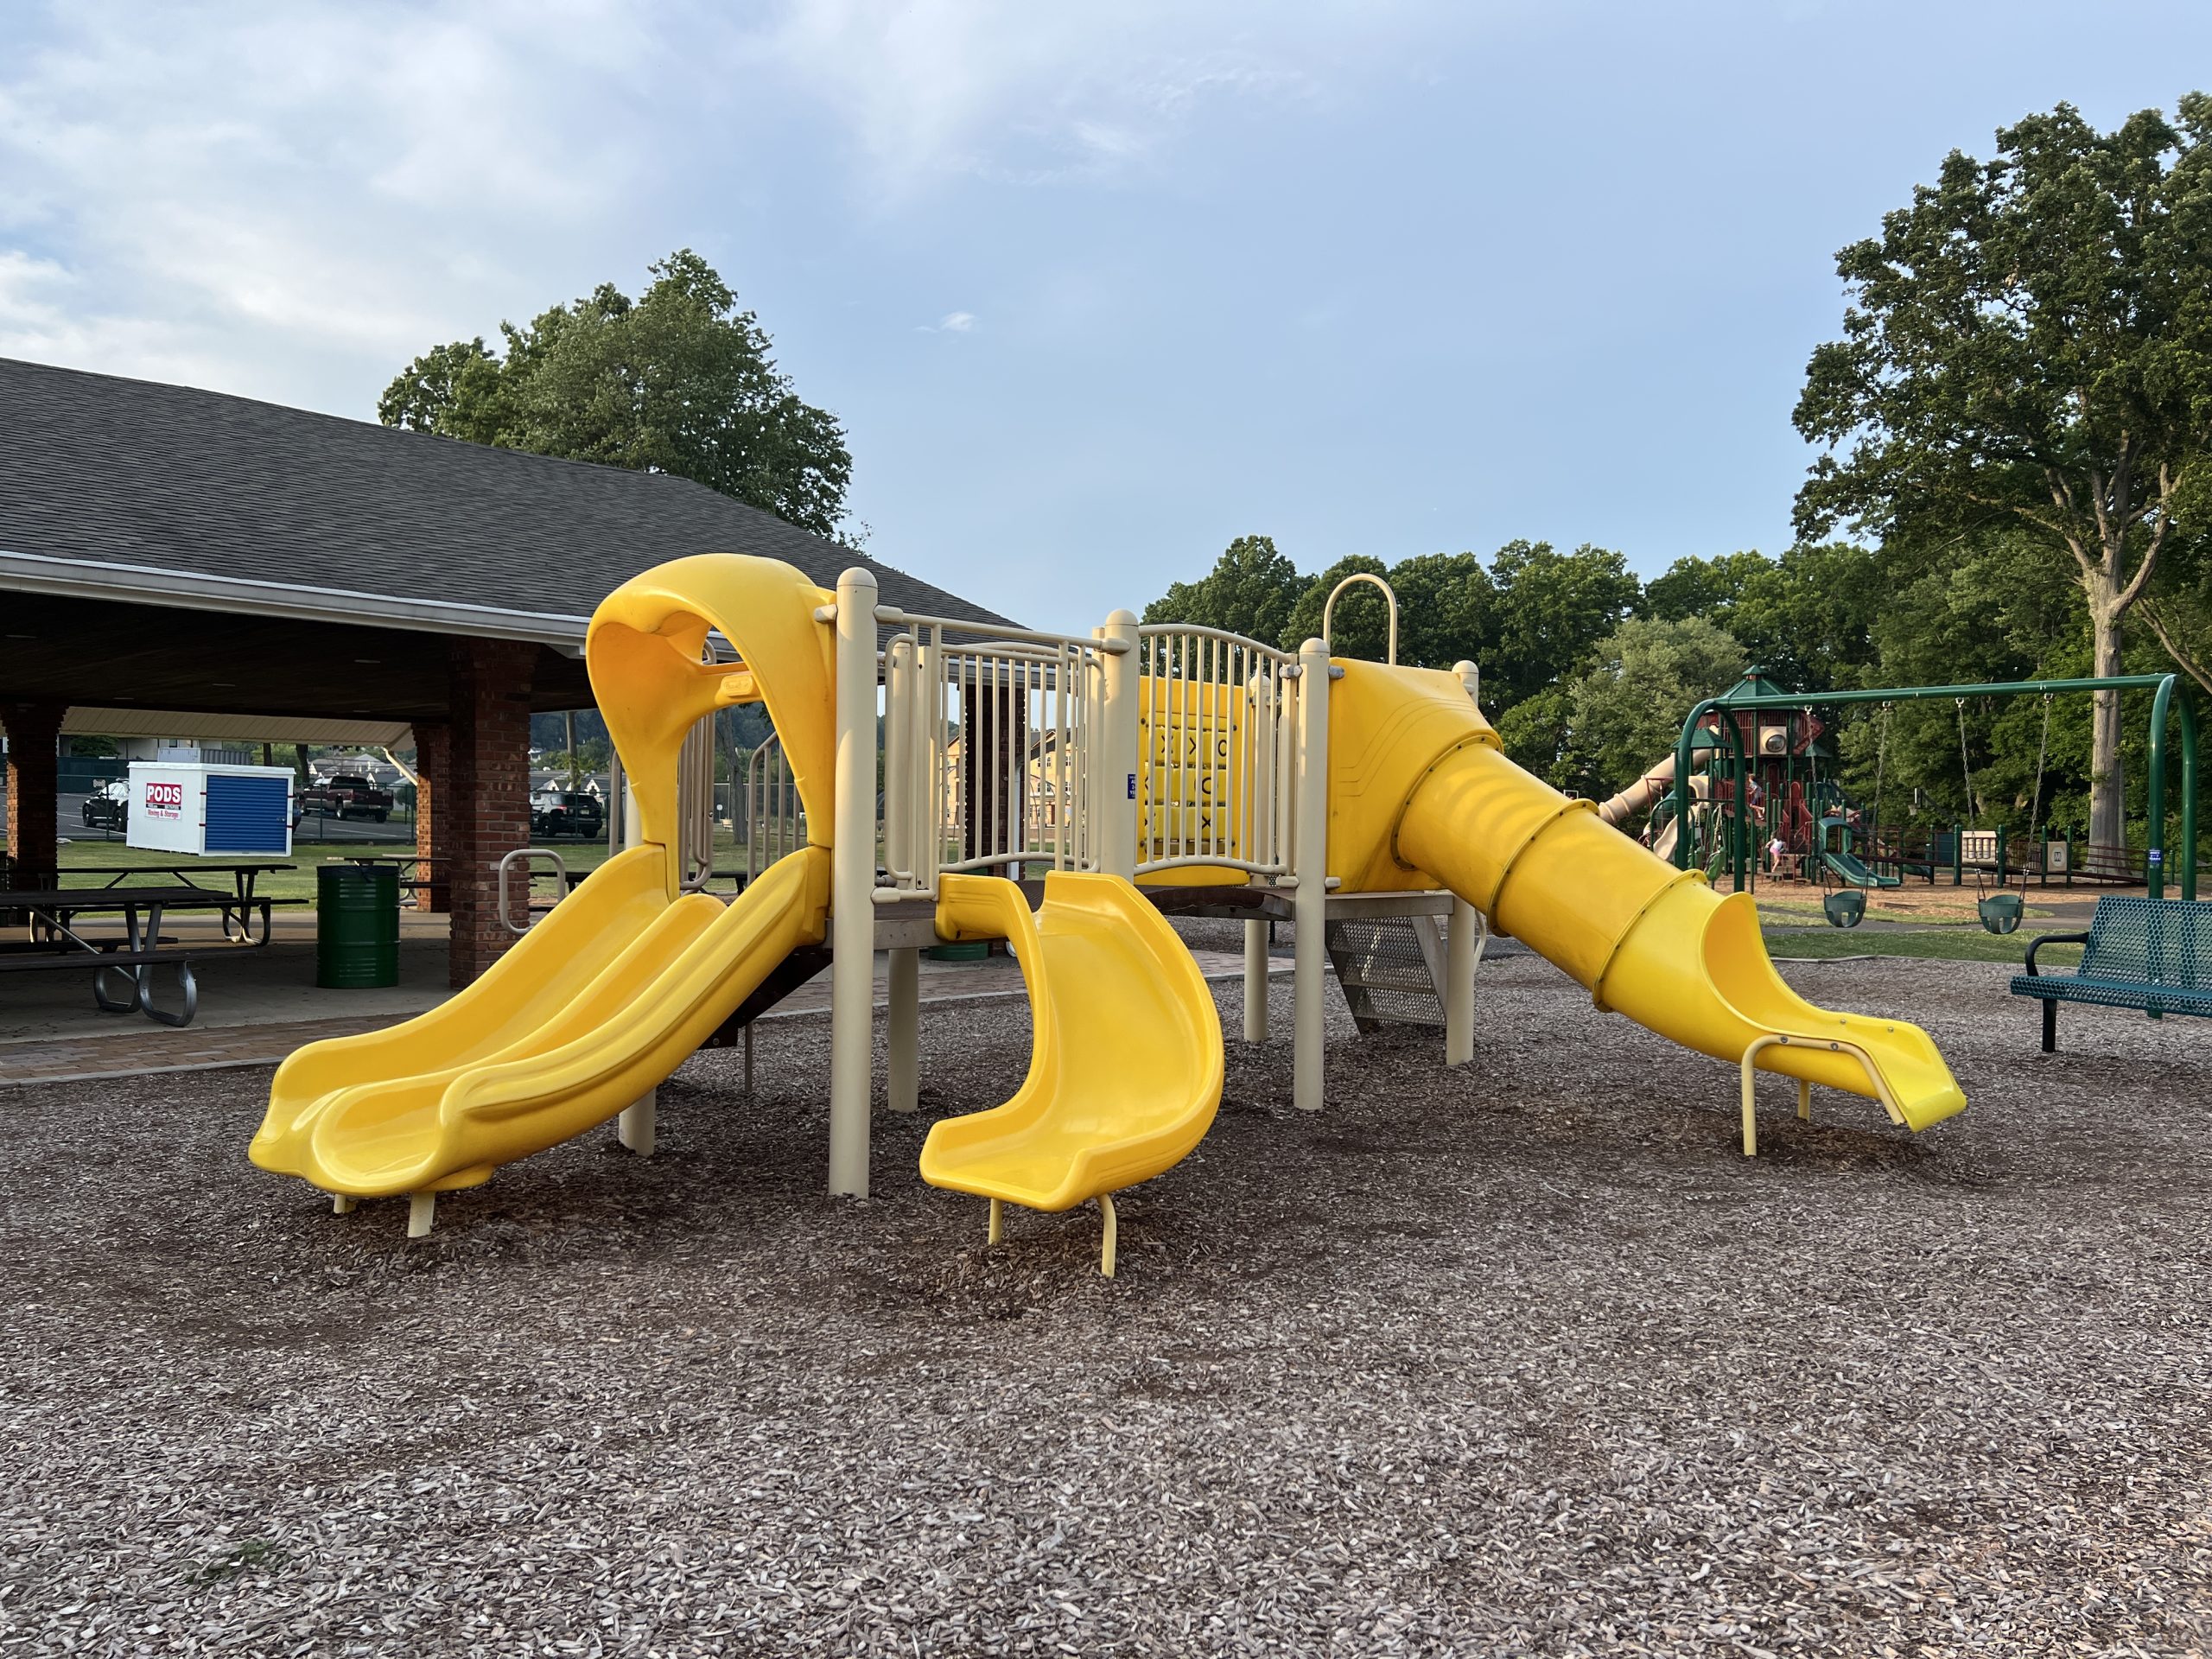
[251, 554, 1967, 1271]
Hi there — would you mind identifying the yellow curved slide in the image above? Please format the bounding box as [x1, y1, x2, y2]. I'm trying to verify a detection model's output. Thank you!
[251, 847, 829, 1200]
[1325, 661, 1965, 1141]
[918, 871, 1224, 1274]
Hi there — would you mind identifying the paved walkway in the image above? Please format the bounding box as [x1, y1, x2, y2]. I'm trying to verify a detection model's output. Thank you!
[0, 947, 1289, 1089]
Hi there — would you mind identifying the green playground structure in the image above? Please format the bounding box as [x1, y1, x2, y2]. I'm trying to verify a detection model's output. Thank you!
[1669, 672, 2200, 905]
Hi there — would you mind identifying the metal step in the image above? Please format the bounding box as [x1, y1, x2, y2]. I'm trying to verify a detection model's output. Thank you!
[1325, 915, 1446, 1033]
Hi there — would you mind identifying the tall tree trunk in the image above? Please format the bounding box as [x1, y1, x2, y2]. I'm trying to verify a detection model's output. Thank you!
[2088, 592, 2126, 854]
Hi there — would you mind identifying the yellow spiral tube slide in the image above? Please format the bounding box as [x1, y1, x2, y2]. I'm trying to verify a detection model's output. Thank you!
[1325, 661, 1966, 1134]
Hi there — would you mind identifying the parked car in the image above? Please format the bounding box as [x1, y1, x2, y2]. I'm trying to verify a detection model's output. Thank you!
[80, 779, 129, 830]
[531, 788, 606, 838]
[301, 772, 393, 822]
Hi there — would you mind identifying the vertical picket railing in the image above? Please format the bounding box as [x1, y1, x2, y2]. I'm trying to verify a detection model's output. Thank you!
[677, 712, 718, 890]
[1132, 626, 1298, 880]
[743, 732, 807, 880]
[874, 610, 1118, 901]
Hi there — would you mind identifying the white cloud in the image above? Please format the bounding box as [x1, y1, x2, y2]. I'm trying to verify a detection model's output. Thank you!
[0, 1, 1484, 416]
[0, 0, 673, 408]
[715, 1, 1433, 193]
[923, 311, 978, 334]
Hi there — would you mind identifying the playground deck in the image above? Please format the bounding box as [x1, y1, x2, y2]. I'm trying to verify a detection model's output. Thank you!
[1, 957, 2204, 1656]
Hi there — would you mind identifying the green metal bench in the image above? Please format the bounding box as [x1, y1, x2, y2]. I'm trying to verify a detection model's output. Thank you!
[2010, 896, 2212, 1052]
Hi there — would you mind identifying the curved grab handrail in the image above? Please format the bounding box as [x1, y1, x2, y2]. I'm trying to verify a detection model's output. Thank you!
[1322, 573, 1398, 665]
[495, 847, 570, 935]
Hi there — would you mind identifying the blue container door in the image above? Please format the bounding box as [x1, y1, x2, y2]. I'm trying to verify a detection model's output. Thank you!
[204, 773, 290, 854]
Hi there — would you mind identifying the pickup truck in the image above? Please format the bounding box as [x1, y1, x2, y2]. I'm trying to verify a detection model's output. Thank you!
[302, 772, 394, 822]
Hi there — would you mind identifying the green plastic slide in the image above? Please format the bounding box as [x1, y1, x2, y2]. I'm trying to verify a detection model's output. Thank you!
[1822, 847, 1901, 889]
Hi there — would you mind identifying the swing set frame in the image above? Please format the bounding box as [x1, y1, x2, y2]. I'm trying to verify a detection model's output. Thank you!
[1669, 673, 2200, 902]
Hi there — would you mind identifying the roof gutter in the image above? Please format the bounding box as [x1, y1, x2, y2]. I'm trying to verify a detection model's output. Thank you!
[0, 549, 592, 649]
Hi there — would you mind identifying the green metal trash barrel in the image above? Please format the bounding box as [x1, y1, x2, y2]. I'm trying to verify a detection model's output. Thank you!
[317, 862, 400, 988]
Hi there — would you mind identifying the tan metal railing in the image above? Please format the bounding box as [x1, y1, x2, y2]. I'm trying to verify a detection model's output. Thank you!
[743, 732, 807, 880]
[875, 609, 1118, 900]
[677, 713, 718, 891]
[1132, 625, 1297, 880]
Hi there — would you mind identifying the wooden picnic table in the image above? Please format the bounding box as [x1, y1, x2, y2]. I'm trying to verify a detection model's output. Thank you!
[46, 861, 299, 943]
[0, 884, 276, 1027]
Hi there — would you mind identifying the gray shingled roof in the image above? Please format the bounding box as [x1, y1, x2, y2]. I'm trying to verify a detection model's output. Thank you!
[0, 355, 1018, 632]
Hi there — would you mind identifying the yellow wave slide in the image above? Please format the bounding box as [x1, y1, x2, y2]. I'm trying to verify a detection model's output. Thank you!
[250, 846, 829, 1204]
[918, 870, 1224, 1274]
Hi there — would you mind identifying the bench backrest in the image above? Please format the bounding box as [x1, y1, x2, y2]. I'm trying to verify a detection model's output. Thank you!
[2080, 897, 2212, 989]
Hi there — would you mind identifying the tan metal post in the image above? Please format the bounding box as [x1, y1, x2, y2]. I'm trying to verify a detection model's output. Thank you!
[1243, 918, 1270, 1043]
[1096, 610, 1141, 880]
[1293, 638, 1332, 1112]
[1446, 659, 1481, 1065]
[883, 633, 920, 1113]
[829, 567, 880, 1196]
[618, 1088, 657, 1154]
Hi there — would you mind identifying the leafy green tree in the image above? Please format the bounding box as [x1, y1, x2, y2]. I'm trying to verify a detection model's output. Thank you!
[1279, 555, 1393, 661]
[2139, 527, 2212, 697]
[381, 251, 854, 537]
[1793, 97, 2212, 849]
[1142, 535, 1306, 644]
[1494, 688, 1577, 784]
[1560, 617, 1747, 802]
[1644, 550, 1769, 623]
[1484, 540, 1643, 709]
[1273, 551, 1496, 669]
[1387, 552, 1497, 671]
[1850, 525, 2107, 832]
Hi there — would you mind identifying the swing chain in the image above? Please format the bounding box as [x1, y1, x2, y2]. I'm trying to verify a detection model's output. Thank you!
[2031, 692, 2053, 841]
[1871, 701, 1891, 861]
[1955, 696, 1975, 823]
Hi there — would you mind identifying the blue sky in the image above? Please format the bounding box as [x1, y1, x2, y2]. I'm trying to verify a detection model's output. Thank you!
[3, 1, 2207, 630]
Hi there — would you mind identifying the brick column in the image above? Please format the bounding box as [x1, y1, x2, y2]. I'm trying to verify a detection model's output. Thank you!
[2, 700, 65, 886]
[413, 722, 452, 913]
[445, 640, 537, 988]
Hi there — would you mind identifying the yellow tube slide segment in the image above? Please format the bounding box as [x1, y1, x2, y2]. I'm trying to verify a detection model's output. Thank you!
[251, 848, 829, 1198]
[586, 553, 836, 893]
[919, 872, 1224, 1212]
[1325, 661, 1965, 1133]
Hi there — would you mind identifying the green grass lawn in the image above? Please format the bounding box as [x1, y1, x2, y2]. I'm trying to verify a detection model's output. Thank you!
[1763, 926, 2082, 964]
[42, 836, 2086, 961]
[49, 827, 761, 905]
[53, 836, 619, 904]
[1757, 898, 2079, 929]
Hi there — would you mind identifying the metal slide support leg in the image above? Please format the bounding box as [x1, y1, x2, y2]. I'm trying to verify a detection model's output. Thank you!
[332, 1194, 355, 1216]
[408, 1192, 435, 1238]
[1445, 896, 1479, 1066]
[1099, 1192, 1118, 1279]
[828, 567, 880, 1197]
[1243, 918, 1269, 1043]
[988, 1198, 1003, 1245]
[619, 1087, 657, 1156]
[1796, 1078, 1811, 1122]
[888, 946, 920, 1113]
